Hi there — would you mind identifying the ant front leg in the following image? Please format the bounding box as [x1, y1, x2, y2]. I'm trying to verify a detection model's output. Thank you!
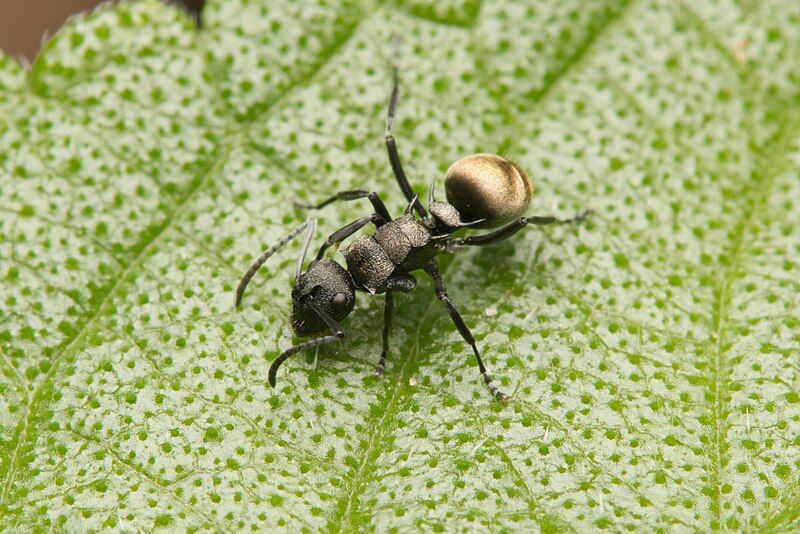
[425, 261, 509, 401]
[375, 291, 394, 377]
[374, 275, 417, 377]
[315, 214, 385, 261]
[445, 210, 592, 250]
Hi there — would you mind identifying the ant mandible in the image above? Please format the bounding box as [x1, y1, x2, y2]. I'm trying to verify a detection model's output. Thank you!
[235, 48, 591, 400]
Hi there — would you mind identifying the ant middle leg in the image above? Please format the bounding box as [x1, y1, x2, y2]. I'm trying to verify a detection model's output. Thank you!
[295, 189, 392, 223]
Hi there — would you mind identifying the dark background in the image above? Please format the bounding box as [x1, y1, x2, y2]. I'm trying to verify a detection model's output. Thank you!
[0, 0, 205, 61]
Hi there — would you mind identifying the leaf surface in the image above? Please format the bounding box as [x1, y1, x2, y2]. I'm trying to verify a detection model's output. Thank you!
[1, 0, 800, 531]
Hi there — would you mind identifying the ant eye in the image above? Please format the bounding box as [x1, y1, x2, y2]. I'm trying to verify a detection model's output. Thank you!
[331, 292, 348, 308]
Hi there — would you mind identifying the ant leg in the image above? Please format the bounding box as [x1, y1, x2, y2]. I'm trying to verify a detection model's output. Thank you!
[445, 210, 592, 250]
[385, 44, 427, 219]
[269, 301, 345, 387]
[374, 276, 416, 376]
[425, 261, 509, 401]
[315, 214, 385, 261]
[375, 291, 394, 377]
[385, 275, 416, 293]
[295, 190, 392, 223]
[528, 209, 593, 226]
[235, 219, 316, 308]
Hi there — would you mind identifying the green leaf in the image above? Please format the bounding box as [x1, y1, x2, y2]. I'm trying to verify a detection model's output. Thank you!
[1, 0, 800, 530]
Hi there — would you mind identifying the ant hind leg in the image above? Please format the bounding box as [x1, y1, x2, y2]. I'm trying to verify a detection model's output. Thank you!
[384, 40, 427, 219]
[425, 261, 510, 401]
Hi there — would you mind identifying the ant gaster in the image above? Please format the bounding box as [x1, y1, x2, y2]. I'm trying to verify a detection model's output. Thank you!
[235, 54, 591, 400]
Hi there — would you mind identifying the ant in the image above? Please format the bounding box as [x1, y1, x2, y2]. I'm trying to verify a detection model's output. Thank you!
[235, 52, 591, 400]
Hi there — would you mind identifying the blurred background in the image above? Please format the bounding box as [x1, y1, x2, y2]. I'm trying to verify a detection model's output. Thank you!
[0, 0, 205, 61]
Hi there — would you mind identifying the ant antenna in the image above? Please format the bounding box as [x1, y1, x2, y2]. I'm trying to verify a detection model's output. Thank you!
[235, 219, 315, 308]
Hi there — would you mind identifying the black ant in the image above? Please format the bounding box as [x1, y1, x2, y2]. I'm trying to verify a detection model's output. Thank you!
[234, 54, 591, 400]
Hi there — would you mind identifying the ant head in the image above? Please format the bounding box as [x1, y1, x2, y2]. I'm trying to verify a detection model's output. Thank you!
[291, 259, 355, 336]
[443, 154, 532, 229]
